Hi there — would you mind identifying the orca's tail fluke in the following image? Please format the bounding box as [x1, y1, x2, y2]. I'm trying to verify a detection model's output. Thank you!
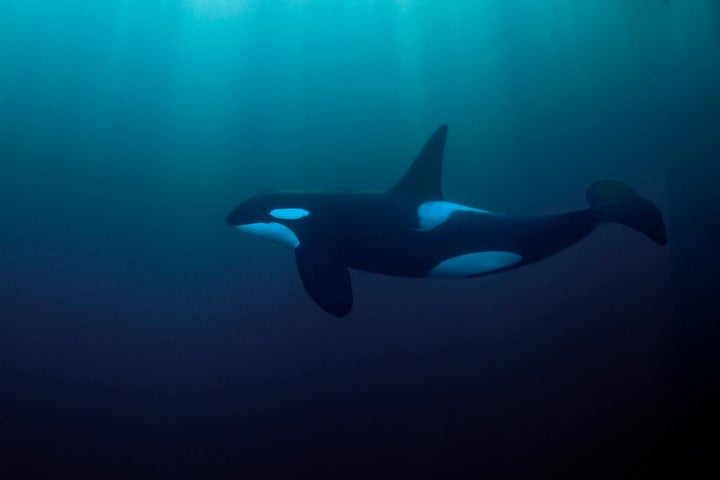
[587, 180, 667, 246]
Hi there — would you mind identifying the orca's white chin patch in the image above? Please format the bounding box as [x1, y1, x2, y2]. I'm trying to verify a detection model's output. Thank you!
[234, 222, 300, 248]
[428, 251, 521, 278]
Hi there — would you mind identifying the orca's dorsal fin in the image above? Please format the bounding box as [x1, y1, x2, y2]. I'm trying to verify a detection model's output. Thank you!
[391, 124, 448, 200]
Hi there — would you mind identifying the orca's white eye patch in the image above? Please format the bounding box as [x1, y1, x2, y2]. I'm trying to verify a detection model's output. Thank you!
[269, 208, 310, 220]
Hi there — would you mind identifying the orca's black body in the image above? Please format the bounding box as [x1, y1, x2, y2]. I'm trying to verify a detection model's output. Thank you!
[227, 125, 667, 317]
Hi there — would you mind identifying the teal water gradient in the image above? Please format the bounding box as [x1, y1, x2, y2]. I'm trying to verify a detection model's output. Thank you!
[1, 1, 719, 478]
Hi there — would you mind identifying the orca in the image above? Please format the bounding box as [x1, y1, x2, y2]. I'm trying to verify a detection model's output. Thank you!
[226, 125, 667, 317]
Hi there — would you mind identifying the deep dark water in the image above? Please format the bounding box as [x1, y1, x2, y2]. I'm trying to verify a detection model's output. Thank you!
[1, 0, 719, 478]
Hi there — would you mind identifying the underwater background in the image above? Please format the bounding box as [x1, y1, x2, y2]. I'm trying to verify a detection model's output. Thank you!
[1, 0, 719, 478]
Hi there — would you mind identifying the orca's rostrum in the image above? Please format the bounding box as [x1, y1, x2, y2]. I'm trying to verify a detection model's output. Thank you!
[226, 125, 667, 317]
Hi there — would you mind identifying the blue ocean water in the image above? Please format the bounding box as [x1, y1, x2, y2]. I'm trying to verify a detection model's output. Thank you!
[1, 1, 718, 478]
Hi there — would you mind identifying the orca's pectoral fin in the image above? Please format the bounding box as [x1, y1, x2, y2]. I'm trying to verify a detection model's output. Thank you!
[295, 246, 353, 317]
